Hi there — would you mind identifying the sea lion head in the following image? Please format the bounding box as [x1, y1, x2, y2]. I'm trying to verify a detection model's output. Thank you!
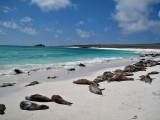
[73, 81, 77, 84]
[51, 95, 62, 101]
[0, 104, 6, 115]
[40, 105, 49, 110]
[25, 96, 30, 100]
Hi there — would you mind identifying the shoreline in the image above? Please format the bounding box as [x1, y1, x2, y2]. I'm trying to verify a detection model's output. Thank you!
[67, 46, 160, 52]
[97, 47, 160, 53]
[0, 48, 160, 120]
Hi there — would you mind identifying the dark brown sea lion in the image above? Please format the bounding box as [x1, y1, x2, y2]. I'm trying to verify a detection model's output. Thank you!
[114, 72, 134, 76]
[0, 104, 6, 115]
[25, 94, 52, 102]
[73, 79, 96, 85]
[89, 84, 104, 95]
[107, 74, 134, 82]
[51, 95, 73, 105]
[20, 101, 49, 110]
[124, 65, 136, 72]
[148, 71, 159, 75]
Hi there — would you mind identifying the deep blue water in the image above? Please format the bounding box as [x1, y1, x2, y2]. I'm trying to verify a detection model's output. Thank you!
[0, 45, 139, 75]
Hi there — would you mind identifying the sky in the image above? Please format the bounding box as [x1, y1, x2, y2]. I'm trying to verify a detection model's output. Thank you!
[0, 0, 160, 46]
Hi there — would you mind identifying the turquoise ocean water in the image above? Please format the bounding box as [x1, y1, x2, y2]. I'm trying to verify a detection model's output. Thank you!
[0, 45, 139, 75]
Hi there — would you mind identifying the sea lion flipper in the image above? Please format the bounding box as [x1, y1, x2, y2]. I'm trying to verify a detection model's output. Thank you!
[51, 95, 73, 105]
[99, 88, 105, 91]
[63, 101, 73, 106]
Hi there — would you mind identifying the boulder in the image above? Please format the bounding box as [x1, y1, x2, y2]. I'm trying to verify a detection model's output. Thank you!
[14, 69, 23, 74]
[67, 68, 75, 71]
[25, 81, 39, 87]
[78, 63, 86, 67]
[34, 44, 45, 47]
[0, 83, 16, 87]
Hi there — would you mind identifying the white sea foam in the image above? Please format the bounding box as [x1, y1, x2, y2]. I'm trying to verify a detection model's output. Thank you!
[0, 57, 122, 76]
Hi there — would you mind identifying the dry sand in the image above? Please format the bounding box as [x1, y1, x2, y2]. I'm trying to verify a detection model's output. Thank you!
[0, 49, 160, 120]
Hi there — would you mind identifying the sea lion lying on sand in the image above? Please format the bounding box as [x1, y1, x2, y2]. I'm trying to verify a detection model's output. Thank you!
[89, 84, 105, 95]
[124, 65, 146, 72]
[148, 71, 159, 75]
[0, 104, 6, 115]
[107, 74, 134, 82]
[73, 79, 97, 85]
[51, 95, 73, 105]
[124, 65, 136, 72]
[93, 71, 114, 83]
[114, 71, 134, 76]
[139, 74, 152, 84]
[20, 101, 49, 110]
[25, 94, 52, 102]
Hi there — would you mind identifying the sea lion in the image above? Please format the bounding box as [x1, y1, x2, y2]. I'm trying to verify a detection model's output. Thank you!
[148, 71, 159, 75]
[25, 94, 52, 102]
[124, 65, 136, 72]
[0, 104, 6, 115]
[73, 79, 96, 85]
[139, 74, 152, 84]
[88, 84, 104, 95]
[108, 74, 134, 82]
[51, 95, 73, 105]
[114, 72, 133, 76]
[93, 72, 114, 83]
[20, 101, 49, 110]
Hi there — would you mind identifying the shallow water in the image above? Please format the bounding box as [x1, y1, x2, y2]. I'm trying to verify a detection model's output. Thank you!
[0, 45, 139, 75]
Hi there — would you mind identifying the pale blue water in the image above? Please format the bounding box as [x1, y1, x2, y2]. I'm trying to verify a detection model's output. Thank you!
[0, 45, 139, 75]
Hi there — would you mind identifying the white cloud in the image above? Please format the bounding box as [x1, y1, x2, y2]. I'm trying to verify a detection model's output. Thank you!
[0, 6, 18, 13]
[0, 21, 37, 35]
[54, 34, 58, 38]
[113, 0, 160, 34]
[104, 27, 108, 32]
[30, 0, 73, 12]
[158, 11, 160, 17]
[76, 21, 84, 26]
[45, 27, 54, 32]
[56, 30, 63, 33]
[20, 16, 33, 22]
[0, 29, 6, 35]
[20, 27, 37, 35]
[76, 29, 91, 38]
[1, 6, 11, 13]
[0, 21, 20, 29]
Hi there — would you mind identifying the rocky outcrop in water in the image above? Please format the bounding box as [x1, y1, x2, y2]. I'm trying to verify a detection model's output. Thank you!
[34, 44, 45, 47]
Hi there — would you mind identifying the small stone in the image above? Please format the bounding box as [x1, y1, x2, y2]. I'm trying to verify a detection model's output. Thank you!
[25, 81, 39, 87]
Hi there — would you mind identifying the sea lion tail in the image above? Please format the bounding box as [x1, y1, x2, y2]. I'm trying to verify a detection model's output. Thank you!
[63, 101, 73, 106]
[100, 88, 105, 91]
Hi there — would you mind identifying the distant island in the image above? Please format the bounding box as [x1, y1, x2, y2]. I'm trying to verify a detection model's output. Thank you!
[34, 44, 45, 47]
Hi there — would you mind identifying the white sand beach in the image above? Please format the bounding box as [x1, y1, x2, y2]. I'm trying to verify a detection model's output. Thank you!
[0, 48, 160, 120]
